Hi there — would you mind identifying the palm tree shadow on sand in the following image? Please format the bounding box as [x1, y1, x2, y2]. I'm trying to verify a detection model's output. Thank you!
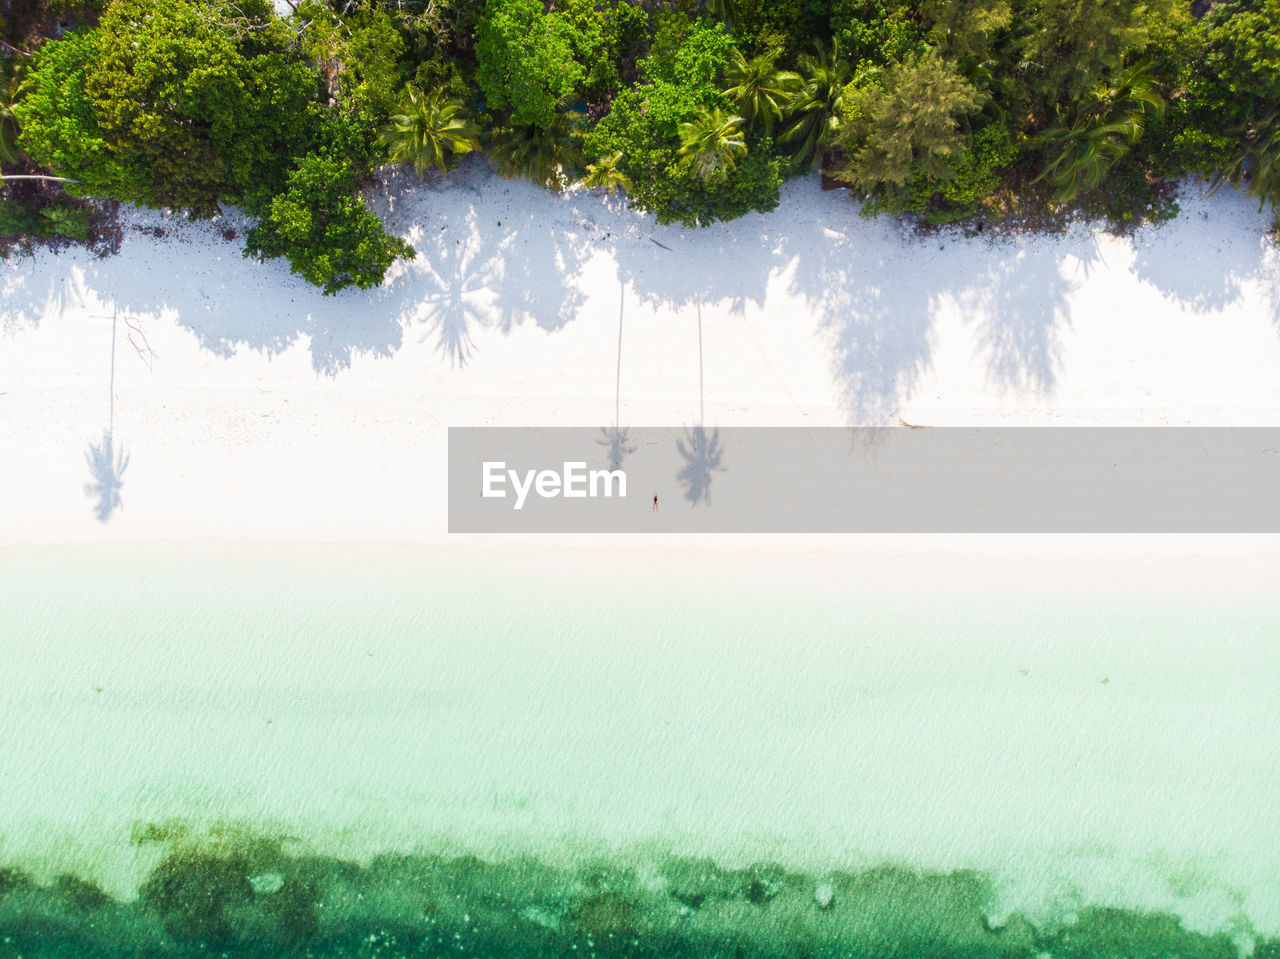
[411, 232, 497, 368]
[597, 283, 635, 471]
[598, 426, 636, 471]
[85, 430, 128, 522]
[676, 424, 725, 506]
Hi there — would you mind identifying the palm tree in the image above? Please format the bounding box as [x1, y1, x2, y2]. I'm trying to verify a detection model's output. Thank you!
[1241, 116, 1280, 211]
[1035, 64, 1164, 203]
[723, 50, 799, 137]
[678, 109, 747, 182]
[582, 151, 632, 195]
[492, 112, 582, 191]
[0, 61, 76, 184]
[780, 41, 854, 169]
[1, 58, 25, 166]
[1208, 111, 1280, 213]
[1035, 123, 1130, 203]
[379, 86, 480, 178]
[689, 0, 740, 28]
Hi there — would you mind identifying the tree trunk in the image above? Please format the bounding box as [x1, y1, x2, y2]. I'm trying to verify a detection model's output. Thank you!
[0, 175, 85, 184]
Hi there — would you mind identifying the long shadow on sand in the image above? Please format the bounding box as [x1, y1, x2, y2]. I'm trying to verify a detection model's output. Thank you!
[605, 179, 1100, 423]
[1130, 186, 1280, 325]
[676, 424, 725, 505]
[606, 184, 939, 424]
[0, 160, 594, 376]
[968, 238, 1101, 398]
[4, 169, 1276, 417]
[772, 186, 1093, 420]
[1, 268, 97, 337]
[379, 163, 590, 368]
[84, 430, 128, 521]
[15, 223, 407, 377]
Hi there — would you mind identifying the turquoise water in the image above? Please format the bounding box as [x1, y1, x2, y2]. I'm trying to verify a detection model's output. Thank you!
[0, 547, 1277, 956]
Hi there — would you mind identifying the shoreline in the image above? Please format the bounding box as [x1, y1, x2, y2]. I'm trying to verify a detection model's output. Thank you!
[2, 168, 1279, 948]
[2, 535, 1279, 596]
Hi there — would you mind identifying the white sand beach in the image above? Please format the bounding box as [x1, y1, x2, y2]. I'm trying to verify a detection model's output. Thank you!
[1, 164, 1279, 550]
[2, 167, 1280, 940]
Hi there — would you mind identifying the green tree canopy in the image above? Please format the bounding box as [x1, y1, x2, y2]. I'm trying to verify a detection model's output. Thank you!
[678, 108, 747, 181]
[581, 150, 633, 195]
[550, 0, 646, 102]
[15, 29, 153, 202]
[643, 14, 738, 90]
[1007, 0, 1171, 121]
[834, 50, 986, 194]
[723, 50, 799, 136]
[828, 0, 924, 66]
[298, 0, 409, 151]
[1196, 0, 1280, 207]
[1200, 0, 1280, 114]
[780, 40, 853, 169]
[1, 58, 24, 165]
[919, 0, 1012, 76]
[17, 0, 320, 214]
[380, 85, 480, 177]
[1036, 64, 1165, 202]
[475, 0, 585, 129]
[244, 151, 414, 295]
[585, 20, 781, 227]
[491, 111, 584, 190]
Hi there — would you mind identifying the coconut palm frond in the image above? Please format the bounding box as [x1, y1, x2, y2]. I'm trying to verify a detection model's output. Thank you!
[380, 86, 481, 178]
[677, 109, 746, 182]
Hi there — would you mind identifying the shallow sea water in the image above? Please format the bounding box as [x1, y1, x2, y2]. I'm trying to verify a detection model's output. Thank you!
[1, 547, 1277, 957]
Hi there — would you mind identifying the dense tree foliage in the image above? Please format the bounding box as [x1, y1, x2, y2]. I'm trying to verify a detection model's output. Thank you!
[1035, 65, 1165, 202]
[491, 111, 583, 189]
[833, 50, 985, 195]
[12, 0, 413, 290]
[244, 150, 415, 294]
[19, 0, 318, 214]
[723, 51, 799, 136]
[475, 0, 585, 129]
[0, 59, 22, 165]
[581, 17, 783, 225]
[5, 0, 1278, 291]
[380, 86, 481, 177]
[1008, 0, 1171, 119]
[1190, 0, 1280, 209]
[298, 0, 409, 151]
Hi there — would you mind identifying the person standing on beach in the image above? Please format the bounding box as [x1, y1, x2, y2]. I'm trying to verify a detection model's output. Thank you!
[652, 492, 659, 512]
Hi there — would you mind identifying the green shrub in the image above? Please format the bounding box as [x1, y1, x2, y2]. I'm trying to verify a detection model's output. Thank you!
[40, 203, 92, 240]
[1097, 158, 1179, 231]
[18, 0, 321, 215]
[0, 198, 92, 241]
[244, 153, 414, 295]
[581, 20, 781, 226]
[860, 123, 1016, 224]
[475, 0, 584, 129]
[0, 198, 41, 236]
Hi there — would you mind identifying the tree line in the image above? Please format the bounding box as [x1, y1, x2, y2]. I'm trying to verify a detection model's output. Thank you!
[1, 0, 1277, 292]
